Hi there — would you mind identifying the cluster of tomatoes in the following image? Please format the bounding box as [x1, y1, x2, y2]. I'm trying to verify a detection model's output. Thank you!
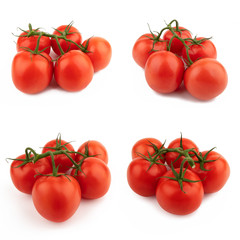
[127, 136, 230, 215]
[132, 20, 228, 100]
[12, 22, 112, 94]
[10, 135, 111, 222]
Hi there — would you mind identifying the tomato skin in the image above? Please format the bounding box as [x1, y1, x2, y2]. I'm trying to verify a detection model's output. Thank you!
[54, 50, 94, 92]
[71, 157, 111, 199]
[145, 51, 184, 93]
[184, 58, 228, 100]
[131, 138, 165, 163]
[51, 25, 82, 55]
[76, 140, 108, 164]
[127, 158, 167, 196]
[10, 154, 52, 194]
[82, 37, 112, 72]
[165, 138, 199, 168]
[16, 30, 51, 54]
[191, 151, 230, 193]
[32, 175, 81, 222]
[182, 37, 217, 63]
[156, 169, 203, 215]
[42, 139, 75, 173]
[163, 27, 192, 56]
[11, 51, 53, 94]
[132, 33, 167, 68]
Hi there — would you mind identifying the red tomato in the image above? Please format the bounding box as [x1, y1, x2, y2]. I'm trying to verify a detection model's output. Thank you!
[182, 37, 217, 64]
[11, 51, 53, 94]
[191, 151, 230, 193]
[10, 154, 52, 194]
[42, 139, 75, 173]
[32, 175, 81, 222]
[165, 138, 199, 168]
[131, 138, 165, 163]
[71, 157, 111, 199]
[127, 158, 167, 196]
[82, 37, 112, 72]
[16, 30, 51, 54]
[145, 51, 184, 93]
[76, 140, 108, 164]
[184, 58, 228, 100]
[163, 26, 192, 56]
[54, 50, 94, 92]
[51, 25, 82, 55]
[156, 169, 203, 215]
[132, 33, 167, 68]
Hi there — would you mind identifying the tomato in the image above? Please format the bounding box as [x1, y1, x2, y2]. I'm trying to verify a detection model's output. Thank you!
[191, 151, 230, 193]
[184, 58, 228, 100]
[182, 37, 217, 64]
[42, 139, 75, 173]
[76, 140, 108, 164]
[131, 138, 165, 163]
[32, 174, 81, 222]
[156, 169, 203, 215]
[132, 33, 167, 68]
[145, 51, 184, 93]
[71, 157, 111, 199]
[163, 26, 192, 56]
[16, 30, 51, 54]
[127, 158, 167, 196]
[165, 138, 199, 168]
[82, 37, 112, 72]
[11, 51, 53, 94]
[54, 50, 94, 92]
[51, 25, 82, 55]
[10, 154, 52, 194]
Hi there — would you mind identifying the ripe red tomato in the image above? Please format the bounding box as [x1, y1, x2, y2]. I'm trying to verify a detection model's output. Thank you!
[163, 26, 192, 56]
[51, 25, 82, 55]
[156, 169, 203, 215]
[10, 154, 52, 194]
[184, 58, 228, 100]
[191, 151, 230, 193]
[182, 37, 217, 64]
[145, 51, 184, 93]
[16, 30, 51, 54]
[42, 139, 75, 173]
[132, 33, 167, 68]
[54, 50, 94, 91]
[82, 37, 112, 72]
[131, 138, 165, 163]
[11, 51, 53, 94]
[32, 175, 81, 222]
[127, 158, 167, 196]
[165, 138, 199, 168]
[76, 140, 108, 164]
[71, 157, 111, 199]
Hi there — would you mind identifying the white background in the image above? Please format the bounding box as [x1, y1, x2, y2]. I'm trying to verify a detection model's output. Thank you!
[0, 0, 239, 239]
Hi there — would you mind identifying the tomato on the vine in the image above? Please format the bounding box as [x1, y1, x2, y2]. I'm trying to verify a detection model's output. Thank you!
[32, 174, 81, 222]
[71, 157, 111, 199]
[191, 151, 230, 193]
[82, 37, 112, 72]
[10, 154, 52, 194]
[51, 25, 82, 55]
[184, 58, 228, 100]
[42, 139, 75, 173]
[163, 26, 192, 56]
[54, 50, 94, 92]
[11, 51, 53, 94]
[127, 157, 167, 196]
[17, 30, 51, 54]
[145, 51, 184, 93]
[132, 34, 167, 68]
